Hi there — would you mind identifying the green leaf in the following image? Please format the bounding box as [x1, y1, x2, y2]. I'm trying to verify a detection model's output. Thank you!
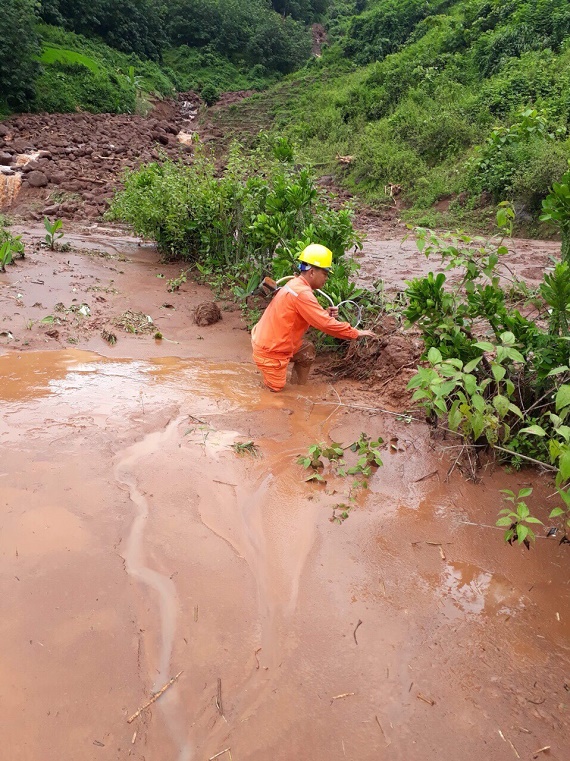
[448, 401, 462, 431]
[471, 411, 485, 440]
[500, 331, 516, 345]
[473, 341, 494, 352]
[496, 516, 513, 527]
[555, 385, 570, 412]
[518, 487, 533, 498]
[519, 425, 547, 437]
[427, 347, 442, 365]
[559, 450, 570, 481]
[492, 394, 509, 418]
[464, 357, 482, 373]
[550, 507, 566, 518]
[508, 403, 524, 419]
[525, 516, 543, 524]
[517, 503, 530, 519]
[491, 364, 506, 382]
[516, 524, 529, 543]
[463, 374, 477, 396]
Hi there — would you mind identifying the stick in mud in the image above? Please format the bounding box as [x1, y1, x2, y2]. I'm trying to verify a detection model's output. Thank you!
[330, 692, 355, 705]
[416, 693, 435, 706]
[353, 619, 363, 645]
[127, 671, 183, 723]
[216, 678, 224, 716]
[209, 749, 231, 760]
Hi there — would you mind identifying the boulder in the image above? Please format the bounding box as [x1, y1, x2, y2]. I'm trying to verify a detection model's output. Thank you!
[0, 151, 12, 165]
[0, 125, 9, 137]
[27, 170, 49, 187]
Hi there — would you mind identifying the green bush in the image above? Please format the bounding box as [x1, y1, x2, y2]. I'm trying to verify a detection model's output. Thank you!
[108, 142, 363, 289]
[34, 60, 136, 113]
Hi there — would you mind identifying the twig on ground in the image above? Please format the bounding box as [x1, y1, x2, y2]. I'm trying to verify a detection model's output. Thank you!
[353, 619, 363, 645]
[416, 693, 435, 706]
[414, 470, 439, 483]
[254, 648, 261, 669]
[375, 715, 391, 746]
[216, 678, 224, 716]
[209, 749, 231, 760]
[331, 692, 355, 705]
[127, 671, 183, 723]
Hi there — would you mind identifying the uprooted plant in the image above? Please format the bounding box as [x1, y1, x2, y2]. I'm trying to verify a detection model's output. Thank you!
[404, 204, 570, 545]
[298, 433, 383, 523]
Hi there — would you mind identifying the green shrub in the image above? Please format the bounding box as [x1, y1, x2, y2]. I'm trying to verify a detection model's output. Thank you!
[108, 142, 363, 289]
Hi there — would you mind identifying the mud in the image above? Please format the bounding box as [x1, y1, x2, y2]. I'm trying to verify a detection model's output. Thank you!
[1, 344, 569, 761]
[1, 222, 570, 761]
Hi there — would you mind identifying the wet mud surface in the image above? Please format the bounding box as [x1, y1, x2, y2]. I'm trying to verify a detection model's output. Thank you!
[1, 347, 569, 761]
[1, 188, 569, 759]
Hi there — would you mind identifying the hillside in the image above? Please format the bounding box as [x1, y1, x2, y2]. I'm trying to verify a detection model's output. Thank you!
[212, 0, 570, 229]
[2, 1, 570, 229]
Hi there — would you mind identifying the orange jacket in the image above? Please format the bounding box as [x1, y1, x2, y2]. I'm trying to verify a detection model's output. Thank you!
[251, 275, 359, 358]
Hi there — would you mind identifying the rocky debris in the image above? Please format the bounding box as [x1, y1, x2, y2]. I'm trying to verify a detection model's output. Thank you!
[0, 101, 194, 218]
[194, 301, 222, 326]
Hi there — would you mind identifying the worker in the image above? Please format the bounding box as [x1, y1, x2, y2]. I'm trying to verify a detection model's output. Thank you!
[251, 243, 377, 392]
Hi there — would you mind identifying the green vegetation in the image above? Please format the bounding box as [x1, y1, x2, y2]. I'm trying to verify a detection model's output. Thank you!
[0, 0, 39, 111]
[403, 208, 570, 542]
[43, 217, 64, 250]
[298, 433, 384, 522]
[0, 226, 25, 271]
[32, 25, 176, 114]
[204, 0, 566, 228]
[108, 139, 362, 299]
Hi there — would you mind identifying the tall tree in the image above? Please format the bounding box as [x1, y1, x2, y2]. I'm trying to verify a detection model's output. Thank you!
[1, 0, 39, 109]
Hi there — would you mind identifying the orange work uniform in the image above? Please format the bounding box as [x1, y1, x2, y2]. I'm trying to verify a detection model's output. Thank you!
[251, 275, 359, 391]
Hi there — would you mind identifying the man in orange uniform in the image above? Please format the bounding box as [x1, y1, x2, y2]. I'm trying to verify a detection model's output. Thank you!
[251, 243, 377, 392]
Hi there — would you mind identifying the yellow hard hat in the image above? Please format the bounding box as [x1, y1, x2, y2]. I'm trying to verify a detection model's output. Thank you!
[298, 243, 333, 270]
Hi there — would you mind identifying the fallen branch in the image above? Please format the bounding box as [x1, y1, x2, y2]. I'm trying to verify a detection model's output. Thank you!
[127, 671, 183, 723]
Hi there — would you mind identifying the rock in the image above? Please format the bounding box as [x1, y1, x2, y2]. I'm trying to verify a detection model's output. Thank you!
[21, 160, 40, 173]
[37, 150, 53, 160]
[194, 302, 222, 326]
[43, 204, 60, 215]
[27, 170, 49, 187]
[49, 171, 66, 185]
[11, 138, 34, 152]
[0, 125, 9, 137]
[0, 166, 15, 175]
[0, 151, 12, 165]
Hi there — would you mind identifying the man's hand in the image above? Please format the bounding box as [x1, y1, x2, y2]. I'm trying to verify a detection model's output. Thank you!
[357, 329, 378, 338]
[327, 306, 339, 318]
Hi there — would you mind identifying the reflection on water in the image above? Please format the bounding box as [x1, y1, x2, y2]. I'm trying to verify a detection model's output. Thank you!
[440, 561, 521, 617]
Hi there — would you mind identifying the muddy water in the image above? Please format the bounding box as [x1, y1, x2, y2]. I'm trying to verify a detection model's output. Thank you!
[1, 349, 570, 761]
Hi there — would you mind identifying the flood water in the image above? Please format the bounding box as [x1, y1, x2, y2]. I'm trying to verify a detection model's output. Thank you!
[1, 349, 569, 761]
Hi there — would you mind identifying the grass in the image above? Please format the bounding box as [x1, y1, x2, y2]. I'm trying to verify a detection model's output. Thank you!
[40, 45, 100, 74]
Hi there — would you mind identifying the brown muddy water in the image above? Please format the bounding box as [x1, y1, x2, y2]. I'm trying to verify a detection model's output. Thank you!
[1, 349, 569, 761]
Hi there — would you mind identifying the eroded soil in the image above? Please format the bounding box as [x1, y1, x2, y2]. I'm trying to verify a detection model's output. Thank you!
[1, 224, 570, 761]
